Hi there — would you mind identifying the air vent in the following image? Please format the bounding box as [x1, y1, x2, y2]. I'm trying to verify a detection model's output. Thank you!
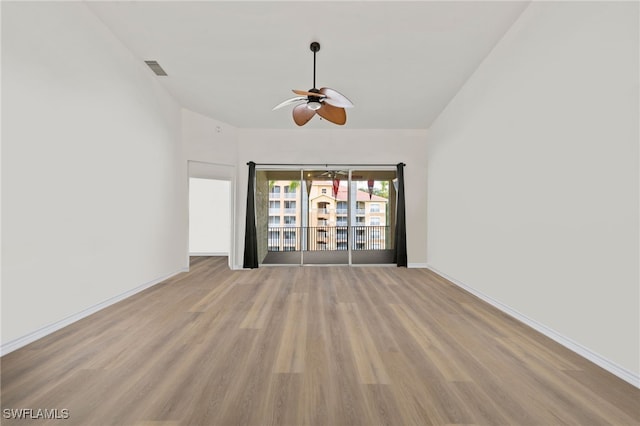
[144, 60, 167, 76]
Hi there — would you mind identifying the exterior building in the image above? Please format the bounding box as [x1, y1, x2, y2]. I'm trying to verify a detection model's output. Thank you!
[267, 182, 301, 252]
[268, 180, 388, 252]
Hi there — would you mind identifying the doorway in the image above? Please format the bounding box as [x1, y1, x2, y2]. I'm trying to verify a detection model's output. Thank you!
[188, 161, 235, 269]
[189, 178, 231, 256]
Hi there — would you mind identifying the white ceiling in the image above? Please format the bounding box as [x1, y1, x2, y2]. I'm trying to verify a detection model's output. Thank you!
[87, 1, 529, 130]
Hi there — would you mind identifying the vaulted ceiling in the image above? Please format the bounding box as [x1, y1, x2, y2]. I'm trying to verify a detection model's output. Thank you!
[87, 1, 529, 129]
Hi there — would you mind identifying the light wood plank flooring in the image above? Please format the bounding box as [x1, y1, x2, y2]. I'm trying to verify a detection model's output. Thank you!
[2, 257, 638, 425]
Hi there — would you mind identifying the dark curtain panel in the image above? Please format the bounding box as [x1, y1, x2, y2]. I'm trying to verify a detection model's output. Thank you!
[394, 162, 408, 267]
[243, 161, 259, 268]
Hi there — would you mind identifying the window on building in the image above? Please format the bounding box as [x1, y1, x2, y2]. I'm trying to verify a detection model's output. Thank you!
[268, 231, 281, 249]
[269, 216, 280, 226]
[370, 203, 380, 213]
[284, 216, 296, 225]
[284, 185, 296, 194]
[268, 230, 280, 239]
[370, 217, 381, 226]
[271, 185, 281, 195]
[269, 201, 280, 210]
[321, 188, 327, 194]
[284, 201, 296, 210]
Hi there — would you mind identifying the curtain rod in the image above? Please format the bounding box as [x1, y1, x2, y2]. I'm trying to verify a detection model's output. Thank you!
[247, 162, 406, 167]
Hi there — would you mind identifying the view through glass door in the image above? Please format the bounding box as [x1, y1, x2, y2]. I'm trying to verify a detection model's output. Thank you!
[350, 170, 396, 264]
[259, 167, 396, 265]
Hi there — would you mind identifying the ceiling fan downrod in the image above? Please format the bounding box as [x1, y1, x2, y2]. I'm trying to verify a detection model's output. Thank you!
[310, 42, 320, 90]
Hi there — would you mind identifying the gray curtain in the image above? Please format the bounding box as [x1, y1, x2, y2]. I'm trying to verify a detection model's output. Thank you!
[394, 162, 408, 267]
[243, 161, 258, 268]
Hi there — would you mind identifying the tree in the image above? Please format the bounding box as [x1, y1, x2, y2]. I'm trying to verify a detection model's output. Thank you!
[269, 180, 299, 191]
[372, 180, 389, 199]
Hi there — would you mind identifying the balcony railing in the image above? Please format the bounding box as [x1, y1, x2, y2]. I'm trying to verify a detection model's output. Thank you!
[267, 226, 389, 252]
[284, 192, 297, 199]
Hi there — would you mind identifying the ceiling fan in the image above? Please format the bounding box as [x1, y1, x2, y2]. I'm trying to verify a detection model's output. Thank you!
[310, 171, 363, 180]
[316, 170, 348, 179]
[273, 42, 354, 126]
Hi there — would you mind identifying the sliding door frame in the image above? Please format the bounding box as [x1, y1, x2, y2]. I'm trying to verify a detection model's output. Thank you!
[255, 163, 398, 266]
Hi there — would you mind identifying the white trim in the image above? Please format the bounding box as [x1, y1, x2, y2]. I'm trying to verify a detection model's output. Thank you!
[189, 252, 229, 257]
[426, 264, 640, 389]
[408, 262, 429, 268]
[0, 268, 188, 356]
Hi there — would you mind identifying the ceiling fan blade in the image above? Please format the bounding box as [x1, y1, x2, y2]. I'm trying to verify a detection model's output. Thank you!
[317, 102, 346, 125]
[319, 87, 354, 108]
[292, 89, 326, 98]
[273, 96, 306, 110]
[292, 104, 316, 126]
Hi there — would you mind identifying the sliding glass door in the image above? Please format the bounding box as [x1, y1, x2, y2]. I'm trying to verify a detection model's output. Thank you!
[257, 166, 397, 266]
[302, 169, 349, 264]
[349, 170, 397, 264]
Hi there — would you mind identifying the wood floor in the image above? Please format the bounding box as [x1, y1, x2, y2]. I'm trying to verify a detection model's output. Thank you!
[2, 257, 638, 425]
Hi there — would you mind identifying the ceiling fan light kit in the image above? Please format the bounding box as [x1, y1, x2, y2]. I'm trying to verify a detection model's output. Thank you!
[273, 42, 353, 126]
[307, 100, 322, 111]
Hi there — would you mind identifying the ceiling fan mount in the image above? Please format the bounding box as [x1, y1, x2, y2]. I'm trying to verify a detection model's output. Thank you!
[273, 41, 354, 126]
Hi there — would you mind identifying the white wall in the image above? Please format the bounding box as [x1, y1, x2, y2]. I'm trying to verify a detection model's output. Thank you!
[189, 178, 231, 255]
[182, 109, 238, 167]
[427, 1, 639, 381]
[236, 128, 429, 268]
[1, 3, 187, 349]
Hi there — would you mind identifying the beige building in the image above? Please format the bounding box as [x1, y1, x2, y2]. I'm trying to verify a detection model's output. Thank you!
[268, 180, 388, 252]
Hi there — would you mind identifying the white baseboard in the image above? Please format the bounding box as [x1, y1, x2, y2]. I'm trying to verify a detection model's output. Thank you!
[189, 252, 228, 257]
[426, 264, 640, 389]
[0, 267, 189, 357]
[408, 262, 429, 268]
